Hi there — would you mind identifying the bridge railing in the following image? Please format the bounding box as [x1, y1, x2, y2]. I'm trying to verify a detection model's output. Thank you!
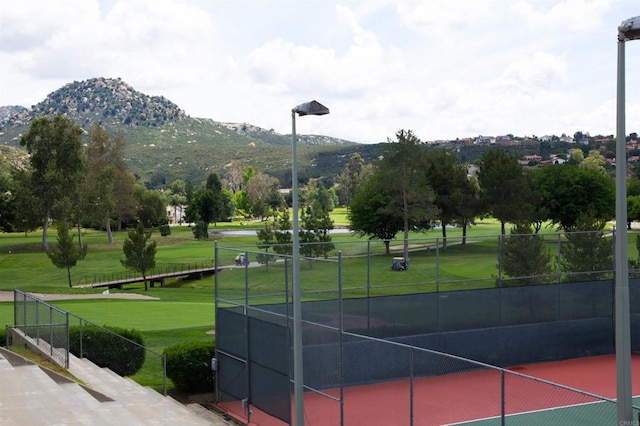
[75, 259, 215, 287]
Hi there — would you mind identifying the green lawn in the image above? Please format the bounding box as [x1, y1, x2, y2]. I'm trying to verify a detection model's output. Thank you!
[0, 217, 635, 391]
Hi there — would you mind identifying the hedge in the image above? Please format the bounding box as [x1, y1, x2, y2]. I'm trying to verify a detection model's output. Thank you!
[69, 324, 145, 376]
[164, 339, 215, 393]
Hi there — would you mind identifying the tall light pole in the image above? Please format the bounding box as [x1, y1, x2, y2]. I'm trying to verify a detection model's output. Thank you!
[291, 100, 329, 426]
[616, 16, 640, 424]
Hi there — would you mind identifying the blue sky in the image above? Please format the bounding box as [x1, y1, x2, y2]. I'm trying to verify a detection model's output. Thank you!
[2, 0, 640, 143]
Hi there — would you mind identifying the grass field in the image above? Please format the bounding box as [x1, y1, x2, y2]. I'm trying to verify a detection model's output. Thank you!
[0, 211, 634, 391]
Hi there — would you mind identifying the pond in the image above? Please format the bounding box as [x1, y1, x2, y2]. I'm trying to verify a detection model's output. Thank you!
[213, 228, 353, 236]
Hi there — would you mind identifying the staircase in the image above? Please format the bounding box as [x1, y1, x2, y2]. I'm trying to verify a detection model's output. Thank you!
[0, 348, 234, 425]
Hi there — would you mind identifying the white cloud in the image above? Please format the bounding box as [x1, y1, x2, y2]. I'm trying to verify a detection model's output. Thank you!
[511, 0, 611, 31]
[2, 0, 640, 143]
[498, 51, 567, 94]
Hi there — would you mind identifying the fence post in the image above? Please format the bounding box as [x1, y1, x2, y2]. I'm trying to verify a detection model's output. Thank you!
[557, 233, 562, 282]
[65, 312, 69, 369]
[79, 319, 84, 358]
[367, 241, 371, 331]
[497, 235, 502, 287]
[501, 369, 506, 426]
[244, 250, 250, 313]
[436, 238, 440, 292]
[163, 354, 167, 396]
[410, 347, 414, 426]
[36, 298, 40, 344]
[49, 308, 54, 357]
[338, 251, 345, 426]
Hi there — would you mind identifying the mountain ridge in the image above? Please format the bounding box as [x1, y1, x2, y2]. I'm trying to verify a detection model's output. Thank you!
[0, 77, 371, 186]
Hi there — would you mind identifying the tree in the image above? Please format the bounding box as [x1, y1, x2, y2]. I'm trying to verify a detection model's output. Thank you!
[272, 209, 293, 256]
[234, 190, 250, 217]
[47, 222, 87, 287]
[423, 150, 467, 248]
[221, 162, 244, 193]
[20, 116, 85, 250]
[206, 172, 222, 193]
[569, 148, 584, 164]
[256, 222, 275, 269]
[133, 186, 167, 227]
[167, 191, 187, 224]
[535, 164, 615, 231]
[84, 125, 133, 243]
[561, 211, 612, 282]
[579, 150, 607, 175]
[121, 223, 157, 291]
[378, 130, 436, 261]
[305, 182, 335, 259]
[451, 172, 483, 245]
[349, 172, 403, 254]
[0, 171, 21, 233]
[336, 153, 371, 206]
[10, 170, 41, 235]
[299, 205, 318, 263]
[246, 171, 281, 220]
[627, 195, 640, 229]
[192, 173, 236, 225]
[189, 189, 216, 224]
[628, 176, 640, 197]
[477, 150, 535, 235]
[500, 223, 552, 287]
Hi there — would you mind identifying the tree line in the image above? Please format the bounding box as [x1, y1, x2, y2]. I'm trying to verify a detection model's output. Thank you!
[0, 115, 341, 286]
[0, 116, 628, 286]
[346, 130, 617, 277]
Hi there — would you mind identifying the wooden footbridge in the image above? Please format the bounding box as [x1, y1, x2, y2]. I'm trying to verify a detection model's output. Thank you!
[73, 261, 218, 289]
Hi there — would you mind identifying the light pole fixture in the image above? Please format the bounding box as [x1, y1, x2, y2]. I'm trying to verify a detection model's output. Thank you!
[615, 15, 640, 424]
[291, 100, 329, 426]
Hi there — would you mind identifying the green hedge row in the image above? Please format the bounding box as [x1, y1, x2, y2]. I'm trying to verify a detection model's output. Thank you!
[164, 339, 215, 393]
[69, 325, 145, 376]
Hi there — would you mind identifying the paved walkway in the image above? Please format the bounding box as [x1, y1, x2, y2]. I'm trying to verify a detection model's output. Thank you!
[0, 290, 159, 302]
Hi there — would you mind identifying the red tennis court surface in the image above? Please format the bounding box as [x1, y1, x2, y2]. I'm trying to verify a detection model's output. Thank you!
[216, 354, 640, 425]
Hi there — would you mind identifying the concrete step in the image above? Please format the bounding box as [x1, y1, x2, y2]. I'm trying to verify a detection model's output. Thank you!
[67, 355, 216, 425]
[0, 349, 232, 425]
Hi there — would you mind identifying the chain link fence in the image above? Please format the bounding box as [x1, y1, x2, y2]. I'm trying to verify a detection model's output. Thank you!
[214, 229, 640, 425]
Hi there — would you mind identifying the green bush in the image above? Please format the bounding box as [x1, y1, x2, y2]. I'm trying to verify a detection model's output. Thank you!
[69, 324, 145, 376]
[159, 223, 171, 236]
[164, 339, 215, 393]
[0, 327, 5, 347]
[192, 221, 209, 240]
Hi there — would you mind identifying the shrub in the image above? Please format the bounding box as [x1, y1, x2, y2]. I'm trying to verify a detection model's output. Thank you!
[159, 223, 171, 236]
[192, 220, 209, 240]
[0, 327, 5, 347]
[164, 339, 215, 393]
[69, 325, 145, 376]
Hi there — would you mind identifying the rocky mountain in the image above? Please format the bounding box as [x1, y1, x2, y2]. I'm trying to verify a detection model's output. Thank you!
[0, 145, 30, 180]
[0, 106, 26, 124]
[0, 78, 375, 186]
[2, 77, 185, 130]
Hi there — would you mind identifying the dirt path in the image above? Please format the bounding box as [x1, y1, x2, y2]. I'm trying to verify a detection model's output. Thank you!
[0, 291, 159, 303]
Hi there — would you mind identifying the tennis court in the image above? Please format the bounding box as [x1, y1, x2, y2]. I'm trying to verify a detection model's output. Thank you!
[214, 242, 640, 425]
[218, 354, 640, 425]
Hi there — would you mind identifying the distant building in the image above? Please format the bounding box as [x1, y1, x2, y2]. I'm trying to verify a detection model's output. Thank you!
[474, 135, 495, 144]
